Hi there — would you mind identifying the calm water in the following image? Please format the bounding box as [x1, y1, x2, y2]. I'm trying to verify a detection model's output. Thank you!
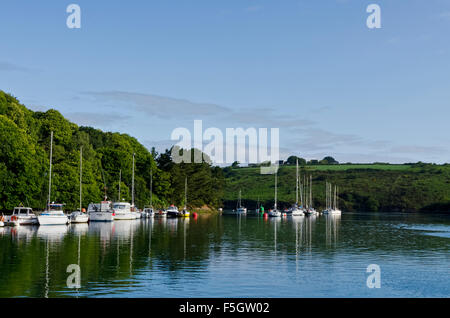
[0, 212, 449, 298]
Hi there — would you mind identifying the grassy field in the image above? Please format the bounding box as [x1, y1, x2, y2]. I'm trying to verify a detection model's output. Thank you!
[223, 163, 450, 212]
[240, 164, 414, 172]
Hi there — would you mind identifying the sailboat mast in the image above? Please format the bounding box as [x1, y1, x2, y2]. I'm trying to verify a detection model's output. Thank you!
[80, 147, 82, 212]
[132, 153, 135, 206]
[184, 176, 187, 209]
[150, 168, 153, 208]
[310, 175, 313, 208]
[333, 185, 336, 210]
[336, 186, 339, 210]
[296, 159, 299, 205]
[118, 169, 121, 201]
[47, 131, 53, 207]
[274, 172, 277, 210]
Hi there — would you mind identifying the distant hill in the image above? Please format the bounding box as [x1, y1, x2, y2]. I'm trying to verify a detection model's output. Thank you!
[223, 164, 450, 212]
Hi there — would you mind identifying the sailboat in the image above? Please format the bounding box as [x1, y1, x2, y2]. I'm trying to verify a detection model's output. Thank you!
[143, 168, 155, 218]
[113, 154, 136, 220]
[69, 147, 89, 223]
[37, 131, 69, 225]
[229, 189, 247, 215]
[268, 172, 281, 217]
[323, 183, 342, 215]
[290, 159, 304, 216]
[181, 177, 190, 217]
[130, 153, 140, 219]
[304, 175, 317, 216]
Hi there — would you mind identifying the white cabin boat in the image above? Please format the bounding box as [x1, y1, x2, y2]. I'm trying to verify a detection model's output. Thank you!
[166, 205, 181, 218]
[88, 201, 114, 222]
[37, 203, 69, 225]
[8, 207, 38, 225]
[142, 207, 154, 218]
[69, 210, 89, 223]
[113, 202, 135, 220]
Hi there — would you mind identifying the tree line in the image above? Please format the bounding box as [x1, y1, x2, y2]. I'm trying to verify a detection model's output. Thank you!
[0, 91, 224, 212]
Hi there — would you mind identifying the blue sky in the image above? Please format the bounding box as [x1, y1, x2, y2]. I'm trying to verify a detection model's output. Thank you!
[1, 0, 449, 164]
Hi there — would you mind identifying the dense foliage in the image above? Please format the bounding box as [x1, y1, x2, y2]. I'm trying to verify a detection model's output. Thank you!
[0, 91, 224, 212]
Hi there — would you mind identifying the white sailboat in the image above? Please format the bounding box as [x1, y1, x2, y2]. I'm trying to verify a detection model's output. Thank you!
[269, 172, 281, 217]
[324, 184, 342, 215]
[181, 177, 190, 217]
[290, 159, 304, 216]
[130, 153, 140, 219]
[143, 168, 155, 218]
[69, 147, 89, 223]
[37, 131, 69, 226]
[226, 189, 247, 215]
[113, 154, 136, 220]
[236, 189, 247, 214]
[304, 175, 317, 216]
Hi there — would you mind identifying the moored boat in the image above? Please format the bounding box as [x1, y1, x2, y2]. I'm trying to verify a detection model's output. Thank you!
[268, 172, 281, 217]
[38, 131, 69, 226]
[69, 147, 89, 223]
[37, 203, 69, 225]
[166, 205, 181, 218]
[88, 199, 114, 222]
[113, 202, 135, 220]
[7, 207, 38, 225]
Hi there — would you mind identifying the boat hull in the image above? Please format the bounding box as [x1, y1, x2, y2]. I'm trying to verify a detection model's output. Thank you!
[291, 209, 304, 216]
[114, 212, 135, 220]
[11, 215, 38, 225]
[89, 212, 114, 222]
[268, 211, 281, 217]
[37, 215, 69, 225]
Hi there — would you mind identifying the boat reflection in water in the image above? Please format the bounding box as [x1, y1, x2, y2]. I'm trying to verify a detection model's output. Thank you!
[37, 225, 68, 242]
[325, 214, 341, 247]
[70, 223, 89, 236]
[8, 225, 38, 242]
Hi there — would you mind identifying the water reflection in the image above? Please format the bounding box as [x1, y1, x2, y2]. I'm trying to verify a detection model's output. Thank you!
[0, 212, 449, 297]
[37, 225, 68, 241]
[325, 215, 340, 247]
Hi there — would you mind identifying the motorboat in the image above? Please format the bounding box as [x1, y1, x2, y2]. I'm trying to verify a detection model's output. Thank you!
[8, 207, 38, 225]
[113, 202, 135, 220]
[166, 205, 181, 218]
[37, 203, 69, 225]
[88, 200, 115, 221]
[69, 210, 89, 223]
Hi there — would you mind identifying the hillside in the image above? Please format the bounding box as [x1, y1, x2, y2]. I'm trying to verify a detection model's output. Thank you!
[223, 164, 450, 212]
[0, 91, 224, 211]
